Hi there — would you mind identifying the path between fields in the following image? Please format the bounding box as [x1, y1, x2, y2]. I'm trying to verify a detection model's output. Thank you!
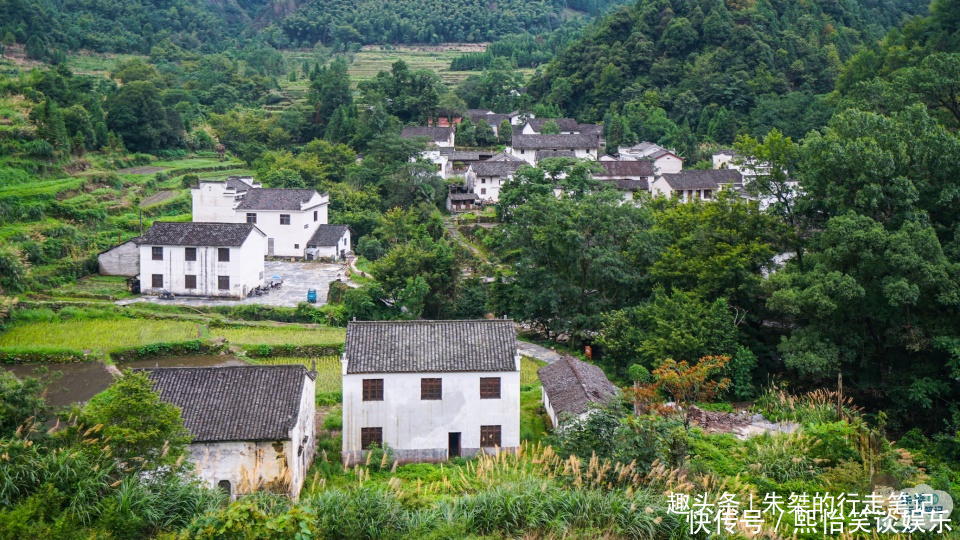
[116, 165, 169, 175]
[140, 190, 177, 207]
[517, 340, 563, 364]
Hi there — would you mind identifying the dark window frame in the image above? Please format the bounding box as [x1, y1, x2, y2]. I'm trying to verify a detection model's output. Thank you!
[421, 378, 442, 400]
[184, 247, 197, 261]
[362, 379, 384, 401]
[480, 425, 501, 447]
[184, 275, 197, 289]
[313, 210, 318, 222]
[480, 377, 501, 399]
[151, 274, 163, 288]
[246, 212, 257, 224]
[218, 248, 230, 262]
[218, 276, 230, 290]
[280, 214, 291, 225]
[360, 427, 383, 449]
[151, 246, 163, 261]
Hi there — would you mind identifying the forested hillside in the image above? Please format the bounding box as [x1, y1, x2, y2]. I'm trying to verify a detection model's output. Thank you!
[527, 0, 929, 157]
[0, 0, 632, 60]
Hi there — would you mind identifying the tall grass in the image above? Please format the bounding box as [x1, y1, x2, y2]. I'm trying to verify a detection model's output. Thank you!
[520, 356, 545, 385]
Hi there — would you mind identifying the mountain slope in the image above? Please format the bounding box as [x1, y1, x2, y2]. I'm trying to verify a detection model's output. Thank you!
[527, 0, 928, 153]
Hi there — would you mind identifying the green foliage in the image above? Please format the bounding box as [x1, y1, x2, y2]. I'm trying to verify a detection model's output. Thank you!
[0, 370, 49, 436]
[81, 371, 192, 469]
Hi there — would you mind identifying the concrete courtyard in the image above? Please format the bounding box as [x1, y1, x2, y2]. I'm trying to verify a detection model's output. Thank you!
[120, 261, 355, 308]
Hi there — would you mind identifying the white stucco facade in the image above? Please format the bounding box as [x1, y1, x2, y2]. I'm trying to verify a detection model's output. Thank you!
[308, 228, 351, 260]
[139, 230, 266, 298]
[652, 154, 684, 175]
[341, 363, 522, 465]
[510, 146, 597, 166]
[186, 373, 316, 500]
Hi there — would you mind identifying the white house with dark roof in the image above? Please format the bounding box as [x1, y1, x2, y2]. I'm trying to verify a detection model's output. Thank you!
[144, 365, 317, 500]
[592, 161, 655, 201]
[538, 355, 619, 427]
[510, 134, 600, 165]
[306, 224, 351, 260]
[192, 180, 333, 258]
[650, 169, 743, 202]
[401, 126, 455, 148]
[341, 320, 521, 465]
[465, 154, 527, 203]
[139, 222, 266, 298]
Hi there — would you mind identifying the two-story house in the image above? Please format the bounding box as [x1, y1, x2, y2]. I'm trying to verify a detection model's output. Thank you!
[341, 320, 521, 465]
[192, 181, 334, 258]
[401, 126, 455, 148]
[650, 169, 743, 202]
[509, 134, 600, 165]
[139, 222, 266, 298]
[464, 153, 527, 203]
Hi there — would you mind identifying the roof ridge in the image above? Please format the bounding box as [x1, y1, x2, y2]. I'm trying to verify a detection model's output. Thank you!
[565, 355, 591, 399]
[348, 319, 513, 324]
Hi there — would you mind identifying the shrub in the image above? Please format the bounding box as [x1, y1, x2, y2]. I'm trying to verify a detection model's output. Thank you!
[322, 406, 343, 431]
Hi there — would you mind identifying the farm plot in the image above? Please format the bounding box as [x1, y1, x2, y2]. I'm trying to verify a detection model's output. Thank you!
[0, 319, 198, 351]
[521, 356, 546, 386]
[251, 356, 342, 392]
[212, 325, 346, 345]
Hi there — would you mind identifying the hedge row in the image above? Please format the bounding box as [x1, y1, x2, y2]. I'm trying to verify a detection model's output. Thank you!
[242, 343, 343, 358]
[0, 347, 91, 364]
[111, 340, 222, 363]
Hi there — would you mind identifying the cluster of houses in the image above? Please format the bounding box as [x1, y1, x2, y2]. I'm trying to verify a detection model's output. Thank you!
[98, 176, 352, 298]
[402, 110, 767, 210]
[136, 319, 618, 500]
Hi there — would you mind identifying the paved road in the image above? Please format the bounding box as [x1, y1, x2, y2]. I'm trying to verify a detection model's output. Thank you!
[517, 340, 564, 364]
[119, 261, 354, 307]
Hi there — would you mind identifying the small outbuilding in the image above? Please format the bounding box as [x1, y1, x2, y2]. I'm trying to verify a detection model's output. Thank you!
[143, 365, 317, 500]
[98, 238, 141, 277]
[538, 355, 619, 427]
[306, 224, 351, 260]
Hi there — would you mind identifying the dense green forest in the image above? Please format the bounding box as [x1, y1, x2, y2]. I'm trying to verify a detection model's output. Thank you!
[527, 0, 929, 158]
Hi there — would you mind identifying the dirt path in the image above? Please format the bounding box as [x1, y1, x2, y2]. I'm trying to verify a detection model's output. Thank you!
[140, 190, 177, 207]
[517, 340, 564, 365]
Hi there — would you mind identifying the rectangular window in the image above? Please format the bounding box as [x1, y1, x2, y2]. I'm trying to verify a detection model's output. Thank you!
[151, 246, 163, 260]
[362, 379, 384, 401]
[481, 178, 486, 184]
[218, 248, 230, 262]
[184, 275, 197, 289]
[151, 274, 163, 288]
[480, 425, 501, 447]
[360, 427, 383, 449]
[280, 214, 291, 225]
[246, 213, 257, 224]
[218, 276, 230, 290]
[421, 378, 442, 400]
[313, 210, 318, 222]
[294, 244, 299, 249]
[481, 188, 487, 195]
[184, 247, 197, 261]
[480, 377, 501, 399]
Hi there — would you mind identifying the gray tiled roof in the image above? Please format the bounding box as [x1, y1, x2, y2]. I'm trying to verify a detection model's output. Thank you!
[140, 222, 260, 247]
[345, 320, 518, 374]
[235, 189, 320, 211]
[466, 111, 511, 126]
[650, 149, 681, 160]
[307, 224, 349, 247]
[603, 178, 649, 192]
[448, 192, 478, 201]
[662, 169, 742, 190]
[488, 153, 526, 162]
[512, 134, 599, 150]
[595, 161, 654, 177]
[225, 176, 256, 192]
[142, 366, 311, 442]
[578, 123, 603, 136]
[525, 118, 579, 132]
[401, 126, 454, 142]
[535, 150, 576, 161]
[471, 160, 525, 177]
[538, 356, 619, 418]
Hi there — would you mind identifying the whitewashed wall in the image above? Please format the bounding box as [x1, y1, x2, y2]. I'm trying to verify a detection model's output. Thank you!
[341, 361, 521, 465]
[311, 230, 351, 259]
[98, 240, 140, 276]
[192, 183, 244, 222]
[653, 154, 683, 175]
[139, 232, 265, 297]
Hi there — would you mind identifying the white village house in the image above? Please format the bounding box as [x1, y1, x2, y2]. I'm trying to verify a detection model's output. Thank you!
[538, 355, 619, 427]
[464, 153, 527, 203]
[306, 224, 351, 260]
[144, 365, 317, 500]
[192, 179, 331, 258]
[138, 222, 266, 298]
[401, 126, 456, 148]
[650, 169, 743, 202]
[341, 320, 521, 465]
[510, 134, 600, 166]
